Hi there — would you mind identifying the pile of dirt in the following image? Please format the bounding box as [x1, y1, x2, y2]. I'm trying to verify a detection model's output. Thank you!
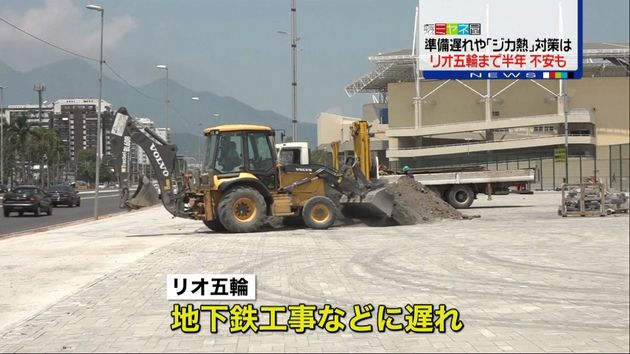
[386, 176, 464, 225]
[264, 177, 464, 229]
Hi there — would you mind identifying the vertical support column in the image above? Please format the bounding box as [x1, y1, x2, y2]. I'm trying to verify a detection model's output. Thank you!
[594, 148, 598, 182]
[413, 5, 422, 130]
[539, 156, 544, 191]
[552, 158, 556, 190]
[485, 80, 493, 141]
[620, 144, 623, 191]
[485, 80, 492, 122]
[579, 155, 582, 183]
[389, 137, 399, 172]
[609, 145, 612, 187]
[559, 79, 569, 183]
[414, 84, 422, 129]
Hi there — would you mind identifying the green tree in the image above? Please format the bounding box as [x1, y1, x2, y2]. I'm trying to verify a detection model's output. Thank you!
[75, 148, 114, 184]
[30, 127, 69, 187]
[6, 113, 38, 184]
[0, 119, 14, 185]
[76, 148, 97, 183]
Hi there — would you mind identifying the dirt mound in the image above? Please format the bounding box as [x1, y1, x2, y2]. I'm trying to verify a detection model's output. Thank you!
[264, 177, 463, 229]
[387, 176, 464, 225]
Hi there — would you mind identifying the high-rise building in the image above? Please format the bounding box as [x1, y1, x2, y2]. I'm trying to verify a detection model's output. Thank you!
[52, 99, 113, 160]
[6, 104, 54, 128]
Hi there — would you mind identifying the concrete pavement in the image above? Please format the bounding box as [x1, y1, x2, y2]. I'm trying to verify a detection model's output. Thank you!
[0, 192, 628, 352]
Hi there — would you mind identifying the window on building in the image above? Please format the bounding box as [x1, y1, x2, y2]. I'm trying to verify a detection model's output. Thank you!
[492, 111, 500, 117]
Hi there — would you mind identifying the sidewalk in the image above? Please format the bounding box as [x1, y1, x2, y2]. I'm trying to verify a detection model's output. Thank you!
[0, 193, 628, 352]
[0, 207, 194, 333]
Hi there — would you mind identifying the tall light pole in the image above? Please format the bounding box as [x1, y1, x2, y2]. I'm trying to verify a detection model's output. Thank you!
[0, 85, 6, 186]
[277, 0, 298, 141]
[192, 97, 200, 165]
[33, 84, 46, 127]
[87, 4, 104, 220]
[156, 65, 169, 142]
[290, 0, 298, 141]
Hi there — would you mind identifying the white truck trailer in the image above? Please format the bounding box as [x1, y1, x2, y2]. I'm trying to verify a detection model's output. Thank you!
[380, 167, 536, 209]
[276, 142, 535, 209]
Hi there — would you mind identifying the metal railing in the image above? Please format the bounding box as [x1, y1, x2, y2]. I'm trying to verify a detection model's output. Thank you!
[387, 111, 593, 132]
[390, 134, 594, 151]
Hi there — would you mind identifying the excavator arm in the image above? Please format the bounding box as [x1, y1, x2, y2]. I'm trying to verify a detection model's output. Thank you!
[109, 107, 192, 219]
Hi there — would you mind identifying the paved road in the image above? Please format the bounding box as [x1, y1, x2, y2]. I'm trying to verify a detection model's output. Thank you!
[0, 192, 123, 236]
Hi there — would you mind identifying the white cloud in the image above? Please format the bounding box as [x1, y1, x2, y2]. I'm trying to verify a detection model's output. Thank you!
[0, 0, 137, 71]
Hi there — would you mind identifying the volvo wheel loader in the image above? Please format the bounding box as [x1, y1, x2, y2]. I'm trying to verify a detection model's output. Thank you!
[110, 107, 393, 233]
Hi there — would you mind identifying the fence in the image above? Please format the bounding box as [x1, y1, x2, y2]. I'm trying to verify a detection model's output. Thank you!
[395, 143, 629, 192]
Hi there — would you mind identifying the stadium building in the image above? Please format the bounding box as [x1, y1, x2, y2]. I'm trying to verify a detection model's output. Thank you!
[337, 43, 629, 190]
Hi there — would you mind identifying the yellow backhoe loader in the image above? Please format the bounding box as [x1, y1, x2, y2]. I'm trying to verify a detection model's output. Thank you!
[110, 107, 393, 233]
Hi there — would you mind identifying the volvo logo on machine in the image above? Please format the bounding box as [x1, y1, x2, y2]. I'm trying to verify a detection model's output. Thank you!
[150, 143, 170, 177]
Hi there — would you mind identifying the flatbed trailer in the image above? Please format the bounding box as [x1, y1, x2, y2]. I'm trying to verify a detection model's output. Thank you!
[380, 168, 536, 209]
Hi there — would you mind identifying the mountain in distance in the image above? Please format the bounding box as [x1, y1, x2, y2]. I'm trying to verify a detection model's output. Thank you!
[0, 59, 317, 157]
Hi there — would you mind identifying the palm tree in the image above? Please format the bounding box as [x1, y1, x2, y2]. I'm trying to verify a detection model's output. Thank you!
[6, 114, 36, 184]
[5, 114, 68, 187]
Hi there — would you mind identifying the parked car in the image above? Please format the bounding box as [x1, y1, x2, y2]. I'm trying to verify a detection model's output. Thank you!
[2, 185, 53, 217]
[48, 185, 81, 207]
[0, 184, 8, 193]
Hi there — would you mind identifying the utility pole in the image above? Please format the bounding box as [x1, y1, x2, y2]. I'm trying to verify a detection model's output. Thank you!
[290, 0, 298, 141]
[156, 65, 169, 142]
[87, 4, 104, 220]
[0, 85, 6, 186]
[33, 84, 46, 127]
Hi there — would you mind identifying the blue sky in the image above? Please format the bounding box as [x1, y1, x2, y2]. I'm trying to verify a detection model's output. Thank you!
[0, 0, 628, 123]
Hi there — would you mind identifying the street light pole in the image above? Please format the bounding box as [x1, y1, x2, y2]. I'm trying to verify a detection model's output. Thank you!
[290, 0, 298, 141]
[0, 85, 6, 186]
[156, 65, 169, 142]
[87, 4, 104, 220]
[33, 84, 46, 127]
[192, 97, 200, 164]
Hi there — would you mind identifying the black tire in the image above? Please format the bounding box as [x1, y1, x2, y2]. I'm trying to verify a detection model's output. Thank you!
[302, 196, 337, 230]
[218, 187, 267, 233]
[47, 205, 53, 216]
[51, 202, 57, 208]
[34, 204, 41, 217]
[203, 219, 227, 232]
[77, 199, 81, 207]
[3, 209, 9, 217]
[18, 211, 23, 216]
[446, 185, 475, 209]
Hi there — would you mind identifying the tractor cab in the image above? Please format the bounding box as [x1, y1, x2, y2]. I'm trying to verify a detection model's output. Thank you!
[202, 125, 278, 191]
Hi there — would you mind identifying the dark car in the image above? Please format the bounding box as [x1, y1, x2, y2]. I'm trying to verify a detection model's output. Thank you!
[3, 185, 53, 217]
[0, 184, 8, 193]
[48, 185, 81, 207]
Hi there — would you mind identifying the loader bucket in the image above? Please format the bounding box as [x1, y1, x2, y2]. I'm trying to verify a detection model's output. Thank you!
[339, 186, 394, 218]
[126, 176, 160, 209]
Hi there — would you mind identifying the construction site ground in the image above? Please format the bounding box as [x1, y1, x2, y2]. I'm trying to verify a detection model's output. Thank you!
[0, 192, 628, 353]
